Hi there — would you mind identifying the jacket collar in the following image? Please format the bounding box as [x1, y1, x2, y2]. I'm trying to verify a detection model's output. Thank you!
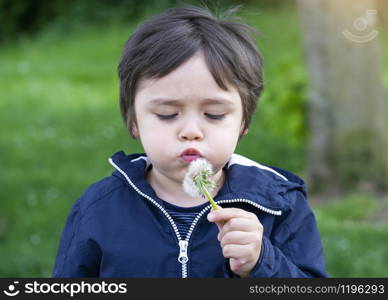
[109, 151, 305, 211]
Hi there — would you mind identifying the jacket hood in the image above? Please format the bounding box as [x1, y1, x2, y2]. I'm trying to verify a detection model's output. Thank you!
[108, 151, 306, 212]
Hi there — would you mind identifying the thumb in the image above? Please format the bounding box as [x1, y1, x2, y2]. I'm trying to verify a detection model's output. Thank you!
[215, 221, 223, 232]
[210, 205, 224, 231]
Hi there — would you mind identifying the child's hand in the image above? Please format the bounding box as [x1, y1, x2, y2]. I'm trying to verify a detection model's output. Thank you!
[207, 208, 263, 278]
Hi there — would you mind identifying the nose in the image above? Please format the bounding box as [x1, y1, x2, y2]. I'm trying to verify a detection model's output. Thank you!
[178, 116, 204, 141]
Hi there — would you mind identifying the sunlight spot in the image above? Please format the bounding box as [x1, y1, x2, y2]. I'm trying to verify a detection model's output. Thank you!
[30, 234, 41, 245]
[102, 127, 115, 139]
[46, 188, 59, 200]
[82, 136, 93, 145]
[336, 238, 350, 251]
[14, 136, 24, 148]
[60, 139, 73, 148]
[18, 60, 30, 74]
[44, 127, 57, 139]
[27, 193, 38, 207]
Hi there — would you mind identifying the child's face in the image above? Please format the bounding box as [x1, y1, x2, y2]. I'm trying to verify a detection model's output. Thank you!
[133, 51, 244, 186]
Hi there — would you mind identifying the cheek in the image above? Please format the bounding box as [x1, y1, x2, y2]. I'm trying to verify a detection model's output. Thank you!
[137, 122, 172, 150]
[208, 123, 240, 153]
[215, 117, 242, 139]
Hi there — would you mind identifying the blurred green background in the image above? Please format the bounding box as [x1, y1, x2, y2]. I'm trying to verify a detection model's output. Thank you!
[0, 0, 387, 277]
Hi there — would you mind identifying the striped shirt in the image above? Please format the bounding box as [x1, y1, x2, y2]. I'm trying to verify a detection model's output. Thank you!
[162, 200, 209, 240]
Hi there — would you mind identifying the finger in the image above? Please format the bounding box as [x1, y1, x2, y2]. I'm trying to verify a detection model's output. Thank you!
[211, 206, 226, 229]
[220, 231, 257, 248]
[222, 244, 251, 260]
[230, 257, 247, 271]
[207, 207, 252, 223]
[215, 221, 223, 232]
[219, 217, 258, 240]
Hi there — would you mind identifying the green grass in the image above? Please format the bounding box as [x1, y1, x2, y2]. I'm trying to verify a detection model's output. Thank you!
[0, 4, 387, 277]
[0, 23, 144, 276]
[313, 194, 388, 277]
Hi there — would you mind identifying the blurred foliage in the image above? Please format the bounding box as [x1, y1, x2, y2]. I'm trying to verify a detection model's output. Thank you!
[0, 0, 292, 43]
[236, 3, 307, 173]
[0, 1, 387, 277]
[314, 194, 388, 277]
[0, 0, 178, 42]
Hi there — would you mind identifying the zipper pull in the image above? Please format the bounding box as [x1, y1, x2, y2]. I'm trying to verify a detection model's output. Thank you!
[178, 240, 189, 264]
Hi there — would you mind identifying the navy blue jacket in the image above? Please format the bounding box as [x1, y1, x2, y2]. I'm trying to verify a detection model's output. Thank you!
[52, 151, 327, 278]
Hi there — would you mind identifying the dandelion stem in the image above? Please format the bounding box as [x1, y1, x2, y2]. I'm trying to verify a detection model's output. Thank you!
[195, 177, 220, 210]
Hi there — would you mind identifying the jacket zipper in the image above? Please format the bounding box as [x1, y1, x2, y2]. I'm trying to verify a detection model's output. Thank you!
[109, 158, 282, 278]
[183, 199, 281, 277]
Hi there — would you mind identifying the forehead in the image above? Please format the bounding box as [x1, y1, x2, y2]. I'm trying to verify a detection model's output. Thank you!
[146, 98, 236, 109]
[135, 52, 241, 106]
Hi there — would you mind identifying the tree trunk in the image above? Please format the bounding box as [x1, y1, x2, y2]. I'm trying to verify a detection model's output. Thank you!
[297, 0, 388, 194]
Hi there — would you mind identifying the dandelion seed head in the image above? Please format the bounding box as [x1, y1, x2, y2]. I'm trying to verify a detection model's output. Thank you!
[183, 158, 216, 198]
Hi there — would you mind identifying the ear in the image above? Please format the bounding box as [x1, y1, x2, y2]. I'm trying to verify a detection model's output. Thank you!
[131, 124, 139, 138]
[128, 118, 139, 139]
[239, 121, 248, 137]
[241, 128, 249, 136]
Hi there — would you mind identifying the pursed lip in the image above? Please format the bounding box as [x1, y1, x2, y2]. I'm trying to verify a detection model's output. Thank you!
[180, 148, 203, 162]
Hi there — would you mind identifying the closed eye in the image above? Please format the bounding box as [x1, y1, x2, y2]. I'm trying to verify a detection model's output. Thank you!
[205, 113, 226, 120]
[156, 113, 178, 120]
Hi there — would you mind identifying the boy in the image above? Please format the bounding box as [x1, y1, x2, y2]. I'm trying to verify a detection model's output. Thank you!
[53, 5, 327, 278]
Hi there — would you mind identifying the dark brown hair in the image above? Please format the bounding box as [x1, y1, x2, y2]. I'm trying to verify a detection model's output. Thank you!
[118, 5, 264, 138]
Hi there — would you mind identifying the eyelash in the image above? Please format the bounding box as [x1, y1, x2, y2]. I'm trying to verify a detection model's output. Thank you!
[205, 113, 226, 120]
[156, 114, 178, 120]
[156, 113, 226, 121]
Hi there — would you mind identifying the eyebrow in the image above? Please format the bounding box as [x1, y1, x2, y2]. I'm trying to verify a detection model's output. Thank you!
[147, 98, 235, 107]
